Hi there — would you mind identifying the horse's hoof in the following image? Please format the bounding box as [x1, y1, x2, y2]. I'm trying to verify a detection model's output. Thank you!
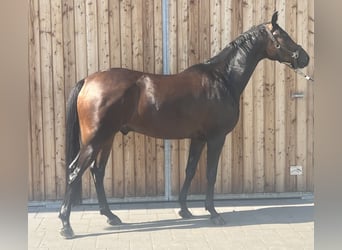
[178, 209, 193, 219]
[60, 226, 75, 239]
[107, 215, 122, 226]
[210, 215, 226, 226]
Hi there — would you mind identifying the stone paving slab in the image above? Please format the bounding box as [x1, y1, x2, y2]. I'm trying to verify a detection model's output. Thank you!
[28, 199, 314, 250]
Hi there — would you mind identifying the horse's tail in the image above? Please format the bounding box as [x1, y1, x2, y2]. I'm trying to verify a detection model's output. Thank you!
[65, 79, 85, 205]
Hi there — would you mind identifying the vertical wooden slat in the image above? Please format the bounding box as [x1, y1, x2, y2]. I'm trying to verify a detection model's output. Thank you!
[74, 0, 88, 81]
[109, 0, 121, 68]
[63, 0, 76, 96]
[51, 0, 65, 199]
[210, 0, 221, 56]
[29, 0, 44, 201]
[132, 0, 143, 71]
[242, 0, 254, 193]
[168, 0, 178, 74]
[112, 136, 124, 198]
[39, 0, 56, 200]
[123, 131, 136, 197]
[285, 0, 297, 192]
[189, 0, 199, 65]
[86, 0, 99, 75]
[171, 141, 180, 196]
[199, 0, 210, 62]
[296, 0, 308, 192]
[253, 0, 265, 193]
[98, 0, 110, 72]
[263, 0, 276, 193]
[134, 131, 146, 197]
[156, 139, 165, 196]
[275, 0, 286, 192]
[142, 0, 154, 71]
[154, 0, 163, 74]
[145, 137, 157, 196]
[120, 0, 133, 69]
[177, 0, 189, 72]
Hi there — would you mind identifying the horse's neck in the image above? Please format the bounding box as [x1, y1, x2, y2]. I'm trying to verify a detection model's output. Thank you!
[218, 42, 266, 97]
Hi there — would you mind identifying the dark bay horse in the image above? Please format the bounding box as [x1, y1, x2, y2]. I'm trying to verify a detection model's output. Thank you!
[59, 12, 309, 238]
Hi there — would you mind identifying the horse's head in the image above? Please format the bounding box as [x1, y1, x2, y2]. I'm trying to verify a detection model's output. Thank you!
[265, 11, 310, 69]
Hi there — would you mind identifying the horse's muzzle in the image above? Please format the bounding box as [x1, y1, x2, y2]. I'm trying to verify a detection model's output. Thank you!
[295, 47, 310, 69]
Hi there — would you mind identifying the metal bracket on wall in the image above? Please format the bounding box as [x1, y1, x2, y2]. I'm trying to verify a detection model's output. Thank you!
[291, 92, 305, 99]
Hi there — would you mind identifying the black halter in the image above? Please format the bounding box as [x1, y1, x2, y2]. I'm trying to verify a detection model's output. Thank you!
[264, 25, 314, 82]
[264, 25, 300, 60]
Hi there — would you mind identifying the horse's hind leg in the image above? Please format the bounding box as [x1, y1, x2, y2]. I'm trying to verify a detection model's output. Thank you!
[179, 138, 205, 218]
[59, 144, 97, 238]
[90, 134, 122, 225]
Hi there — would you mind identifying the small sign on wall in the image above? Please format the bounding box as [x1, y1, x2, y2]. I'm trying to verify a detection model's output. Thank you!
[290, 166, 303, 175]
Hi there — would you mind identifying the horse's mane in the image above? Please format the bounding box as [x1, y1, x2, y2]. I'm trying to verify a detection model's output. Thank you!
[230, 24, 266, 48]
[206, 24, 267, 64]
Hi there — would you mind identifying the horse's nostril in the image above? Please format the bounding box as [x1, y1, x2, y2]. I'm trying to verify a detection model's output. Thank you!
[293, 51, 299, 59]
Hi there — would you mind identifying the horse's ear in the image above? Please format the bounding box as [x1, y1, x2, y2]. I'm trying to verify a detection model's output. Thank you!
[271, 11, 278, 30]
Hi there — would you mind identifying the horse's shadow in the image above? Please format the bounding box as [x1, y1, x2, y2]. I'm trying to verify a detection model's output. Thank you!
[73, 203, 313, 239]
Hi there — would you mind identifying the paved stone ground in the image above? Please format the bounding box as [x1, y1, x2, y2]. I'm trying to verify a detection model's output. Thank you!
[28, 199, 313, 250]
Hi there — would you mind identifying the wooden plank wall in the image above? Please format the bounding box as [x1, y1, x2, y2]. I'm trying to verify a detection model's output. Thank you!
[28, 0, 314, 201]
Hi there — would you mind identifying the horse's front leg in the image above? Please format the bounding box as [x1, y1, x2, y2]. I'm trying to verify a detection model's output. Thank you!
[205, 134, 226, 225]
[178, 138, 205, 218]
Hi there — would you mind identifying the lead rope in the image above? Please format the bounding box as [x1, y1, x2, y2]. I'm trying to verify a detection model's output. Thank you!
[284, 63, 315, 82]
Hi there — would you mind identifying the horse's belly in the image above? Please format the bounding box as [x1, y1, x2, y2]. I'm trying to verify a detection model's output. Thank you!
[126, 115, 200, 139]
[126, 104, 239, 140]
